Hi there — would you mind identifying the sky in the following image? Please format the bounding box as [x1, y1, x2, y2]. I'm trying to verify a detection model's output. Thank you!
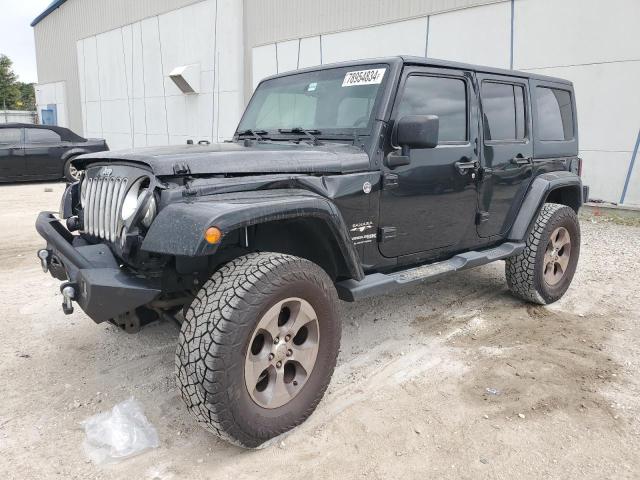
[0, 0, 54, 83]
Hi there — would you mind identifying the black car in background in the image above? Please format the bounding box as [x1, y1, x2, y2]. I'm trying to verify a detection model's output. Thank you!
[0, 123, 108, 183]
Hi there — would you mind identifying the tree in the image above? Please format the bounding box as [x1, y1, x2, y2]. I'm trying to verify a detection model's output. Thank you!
[0, 54, 21, 110]
[17, 82, 36, 110]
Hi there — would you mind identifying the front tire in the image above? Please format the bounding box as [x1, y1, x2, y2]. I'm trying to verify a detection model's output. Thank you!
[175, 252, 340, 448]
[506, 203, 580, 304]
[63, 158, 81, 182]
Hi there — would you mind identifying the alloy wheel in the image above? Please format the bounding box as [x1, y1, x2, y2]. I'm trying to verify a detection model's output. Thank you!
[543, 226, 571, 286]
[244, 297, 320, 409]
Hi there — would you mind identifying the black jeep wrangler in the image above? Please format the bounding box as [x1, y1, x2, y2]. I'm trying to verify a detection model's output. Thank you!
[36, 56, 585, 448]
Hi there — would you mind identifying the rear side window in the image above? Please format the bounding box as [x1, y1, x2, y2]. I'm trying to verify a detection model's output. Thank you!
[481, 82, 526, 141]
[26, 128, 61, 144]
[0, 128, 22, 144]
[396, 75, 467, 142]
[536, 87, 573, 141]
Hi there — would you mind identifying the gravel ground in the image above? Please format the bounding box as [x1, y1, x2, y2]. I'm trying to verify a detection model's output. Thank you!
[1, 181, 639, 480]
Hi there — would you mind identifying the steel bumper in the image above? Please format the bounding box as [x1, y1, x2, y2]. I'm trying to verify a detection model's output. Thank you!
[35, 212, 161, 323]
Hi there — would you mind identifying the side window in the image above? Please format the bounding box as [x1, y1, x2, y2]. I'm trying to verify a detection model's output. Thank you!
[396, 75, 467, 142]
[0, 128, 22, 145]
[481, 82, 526, 141]
[536, 87, 573, 141]
[25, 128, 62, 144]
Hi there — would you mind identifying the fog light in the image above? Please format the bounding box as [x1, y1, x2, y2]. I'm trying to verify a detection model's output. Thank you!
[204, 226, 222, 244]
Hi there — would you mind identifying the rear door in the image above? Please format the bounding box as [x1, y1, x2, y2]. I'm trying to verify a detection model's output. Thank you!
[0, 128, 25, 180]
[378, 66, 480, 257]
[24, 127, 65, 177]
[476, 74, 534, 238]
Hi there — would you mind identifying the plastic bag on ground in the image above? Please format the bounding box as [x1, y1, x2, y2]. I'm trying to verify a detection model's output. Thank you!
[81, 397, 159, 464]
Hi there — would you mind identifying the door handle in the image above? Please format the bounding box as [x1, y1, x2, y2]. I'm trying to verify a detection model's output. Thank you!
[511, 155, 532, 165]
[454, 158, 479, 175]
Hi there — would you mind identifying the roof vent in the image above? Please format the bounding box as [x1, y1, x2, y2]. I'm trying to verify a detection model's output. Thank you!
[169, 64, 200, 94]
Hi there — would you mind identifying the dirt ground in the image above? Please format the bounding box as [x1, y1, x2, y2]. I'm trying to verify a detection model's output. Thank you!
[1, 181, 639, 480]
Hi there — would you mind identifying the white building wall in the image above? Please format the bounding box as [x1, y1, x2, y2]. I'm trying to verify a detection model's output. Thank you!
[513, 0, 640, 206]
[249, 0, 640, 205]
[427, 2, 511, 68]
[35, 81, 68, 127]
[321, 18, 429, 64]
[76, 0, 244, 151]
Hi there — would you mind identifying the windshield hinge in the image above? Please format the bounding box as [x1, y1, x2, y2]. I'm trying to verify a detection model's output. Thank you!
[173, 162, 190, 175]
[378, 226, 397, 243]
[476, 211, 490, 224]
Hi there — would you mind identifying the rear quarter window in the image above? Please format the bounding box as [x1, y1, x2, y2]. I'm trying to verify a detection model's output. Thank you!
[26, 128, 62, 144]
[536, 87, 574, 141]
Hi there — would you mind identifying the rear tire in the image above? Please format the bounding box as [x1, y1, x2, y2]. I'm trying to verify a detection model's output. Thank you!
[63, 157, 81, 182]
[505, 203, 580, 304]
[175, 252, 340, 448]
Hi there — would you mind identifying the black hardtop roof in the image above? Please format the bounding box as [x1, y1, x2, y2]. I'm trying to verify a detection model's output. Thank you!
[0, 123, 86, 142]
[261, 55, 572, 86]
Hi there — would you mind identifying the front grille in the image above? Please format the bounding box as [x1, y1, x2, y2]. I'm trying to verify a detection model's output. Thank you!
[82, 176, 128, 242]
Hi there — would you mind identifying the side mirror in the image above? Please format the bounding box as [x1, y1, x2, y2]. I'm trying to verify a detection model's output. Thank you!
[396, 115, 439, 151]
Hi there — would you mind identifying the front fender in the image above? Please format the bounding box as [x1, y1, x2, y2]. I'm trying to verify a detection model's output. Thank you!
[508, 171, 583, 241]
[140, 188, 364, 280]
[61, 148, 92, 162]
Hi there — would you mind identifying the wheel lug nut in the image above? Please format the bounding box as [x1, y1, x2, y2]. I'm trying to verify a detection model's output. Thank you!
[286, 349, 292, 357]
[274, 337, 279, 344]
[268, 353, 274, 361]
[285, 335, 291, 342]
[276, 361, 282, 368]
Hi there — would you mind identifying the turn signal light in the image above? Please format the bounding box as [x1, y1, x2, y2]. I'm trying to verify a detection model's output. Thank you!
[204, 226, 222, 244]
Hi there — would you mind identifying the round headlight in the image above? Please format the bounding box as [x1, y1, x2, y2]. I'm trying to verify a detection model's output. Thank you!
[121, 179, 144, 221]
[140, 193, 157, 228]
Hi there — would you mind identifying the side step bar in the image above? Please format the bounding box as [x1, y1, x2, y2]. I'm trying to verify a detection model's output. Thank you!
[335, 242, 525, 302]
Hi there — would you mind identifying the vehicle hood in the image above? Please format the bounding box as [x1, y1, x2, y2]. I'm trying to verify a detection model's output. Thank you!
[75, 141, 370, 176]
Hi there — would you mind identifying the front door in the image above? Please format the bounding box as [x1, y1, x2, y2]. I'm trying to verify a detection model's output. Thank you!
[378, 67, 480, 258]
[0, 128, 25, 180]
[476, 74, 534, 237]
[24, 127, 64, 177]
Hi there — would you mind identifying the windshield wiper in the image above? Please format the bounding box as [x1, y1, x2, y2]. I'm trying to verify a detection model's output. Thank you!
[278, 127, 321, 145]
[237, 129, 269, 141]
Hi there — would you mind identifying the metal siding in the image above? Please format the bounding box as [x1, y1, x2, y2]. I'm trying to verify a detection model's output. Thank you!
[243, 0, 506, 47]
[34, 0, 207, 133]
[241, 0, 508, 99]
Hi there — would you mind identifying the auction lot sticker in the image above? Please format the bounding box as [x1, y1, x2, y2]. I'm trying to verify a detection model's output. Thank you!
[342, 68, 386, 87]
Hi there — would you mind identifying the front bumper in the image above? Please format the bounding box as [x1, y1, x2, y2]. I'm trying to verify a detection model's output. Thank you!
[35, 212, 161, 323]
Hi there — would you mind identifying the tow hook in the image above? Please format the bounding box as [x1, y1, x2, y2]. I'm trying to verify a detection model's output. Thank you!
[60, 282, 77, 315]
[37, 249, 50, 273]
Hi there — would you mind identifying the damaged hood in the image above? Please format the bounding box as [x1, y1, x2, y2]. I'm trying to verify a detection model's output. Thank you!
[75, 141, 371, 176]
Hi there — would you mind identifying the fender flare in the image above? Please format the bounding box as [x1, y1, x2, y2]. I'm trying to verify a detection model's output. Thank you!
[141, 189, 365, 280]
[508, 171, 583, 242]
[61, 148, 92, 163]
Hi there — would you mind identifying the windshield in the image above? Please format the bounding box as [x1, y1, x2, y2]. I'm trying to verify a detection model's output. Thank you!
[237, 65, 388, 136]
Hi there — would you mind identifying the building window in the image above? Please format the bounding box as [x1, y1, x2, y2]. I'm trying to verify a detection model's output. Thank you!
[0, 129, 22, 144]
[396, 75, 468, 142]
[25, 128, 61, 144]
[536, 87, 574, 141]
[481, 82, 526, 141]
